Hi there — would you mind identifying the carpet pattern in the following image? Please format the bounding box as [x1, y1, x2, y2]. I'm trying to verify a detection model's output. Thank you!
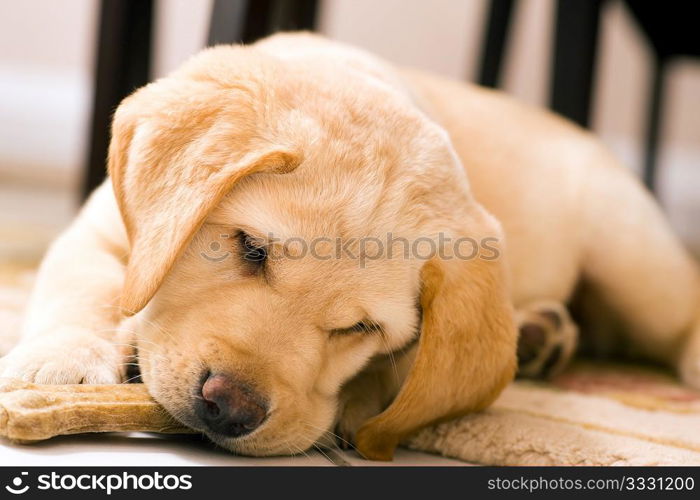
[407, 363, 700, 465]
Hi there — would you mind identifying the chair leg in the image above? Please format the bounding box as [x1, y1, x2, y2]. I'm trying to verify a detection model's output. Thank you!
[643, 56, 667, 193]
[208, 0, 317, 46]
[476, 0, 516, 87]
[82, 0, 154, 200]
[208, 0, 255, 45]
[549, 0, 603, 127]
[268, 0, 317, 33]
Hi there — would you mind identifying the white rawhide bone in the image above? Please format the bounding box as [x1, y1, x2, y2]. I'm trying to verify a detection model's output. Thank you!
[0, 378, 193, 443]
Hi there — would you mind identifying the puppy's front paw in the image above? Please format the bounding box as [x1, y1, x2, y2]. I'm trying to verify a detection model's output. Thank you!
[0, 328, 127, 384]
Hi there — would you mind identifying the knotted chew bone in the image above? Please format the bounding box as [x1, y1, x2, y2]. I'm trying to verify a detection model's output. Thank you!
[0, 378, 193, 443]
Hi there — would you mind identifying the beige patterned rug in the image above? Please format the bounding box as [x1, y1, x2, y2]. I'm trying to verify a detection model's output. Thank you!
[2, 259, 700, 465]
[407, 362, 700, 465]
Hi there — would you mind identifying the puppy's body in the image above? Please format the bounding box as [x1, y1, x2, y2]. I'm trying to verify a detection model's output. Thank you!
[405, 69, 699, 361]
[2, 33, 699, 458]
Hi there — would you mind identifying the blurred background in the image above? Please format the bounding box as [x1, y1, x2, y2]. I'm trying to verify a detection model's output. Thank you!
[1, 0, 698, 267]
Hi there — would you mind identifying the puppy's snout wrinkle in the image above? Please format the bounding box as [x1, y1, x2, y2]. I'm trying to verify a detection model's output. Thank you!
[196, 373, 268, 437]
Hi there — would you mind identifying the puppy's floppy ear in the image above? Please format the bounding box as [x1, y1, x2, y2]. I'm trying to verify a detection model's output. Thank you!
[356, 206, 517, 461]
[108, 91, 300, 315]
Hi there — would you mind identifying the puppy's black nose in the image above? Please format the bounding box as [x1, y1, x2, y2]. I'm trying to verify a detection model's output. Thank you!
[196, 373, 268, 437]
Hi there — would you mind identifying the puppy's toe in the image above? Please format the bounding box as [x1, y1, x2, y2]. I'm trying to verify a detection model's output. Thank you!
[33, 362, 84, 384]
[516, 301, 578, 379]
[32, 360, 121, 385]
[0, 358, 39, 382]
[0, 328, 126, 384]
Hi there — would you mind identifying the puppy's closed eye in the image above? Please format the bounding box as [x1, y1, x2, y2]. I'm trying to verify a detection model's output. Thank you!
[237, 231, 267, 272]
[330, 320, 383, 336]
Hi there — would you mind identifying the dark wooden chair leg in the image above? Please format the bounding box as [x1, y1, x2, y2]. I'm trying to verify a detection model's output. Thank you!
[477, 0, 516, 87]
[208, 0, 254, 45]
[82, 0, 154, 200]
[208, 0, 317, 46]
[278, 0, 318, 32]
[549, 0, 603, 128]
[643, 56, 667, 192]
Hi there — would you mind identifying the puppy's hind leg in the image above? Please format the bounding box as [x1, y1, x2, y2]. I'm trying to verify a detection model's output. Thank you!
[578, 146, 700, 379]
[516, 301, 579, 379]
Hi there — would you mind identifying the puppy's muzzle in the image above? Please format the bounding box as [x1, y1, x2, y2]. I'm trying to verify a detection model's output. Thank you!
[195, 373, 268, 437]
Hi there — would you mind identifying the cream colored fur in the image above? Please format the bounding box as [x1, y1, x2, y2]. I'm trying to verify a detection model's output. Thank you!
[1, 33, 699, 460]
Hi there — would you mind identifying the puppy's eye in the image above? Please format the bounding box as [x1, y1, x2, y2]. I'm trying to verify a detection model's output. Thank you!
[330, 320, 382, 336]
[237, 231, 267, 267]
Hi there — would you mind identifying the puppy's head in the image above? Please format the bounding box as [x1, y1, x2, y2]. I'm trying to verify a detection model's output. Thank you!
[110, 45, 516, 459]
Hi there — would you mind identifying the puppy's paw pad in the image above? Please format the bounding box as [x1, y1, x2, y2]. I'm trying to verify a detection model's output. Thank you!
[516, 302, 578, 379]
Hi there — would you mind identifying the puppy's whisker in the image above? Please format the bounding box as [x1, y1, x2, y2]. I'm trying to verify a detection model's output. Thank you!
[94, 326, 136, 336]
[109, 342, 165, 359]
[96, 303, 140, 316]
[312, 444, 335, 463]
[301, 421, 355, 452]
[377, 331, 400, 382]
[287, 440, 312, 459]
[96, 304, 181, 346]
[88, 314, 181, 360]
[121, 373, 143, 384]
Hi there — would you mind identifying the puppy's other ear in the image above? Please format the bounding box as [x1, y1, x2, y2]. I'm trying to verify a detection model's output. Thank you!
[355, 208, 517, 460]
[108, 92, 300, 315]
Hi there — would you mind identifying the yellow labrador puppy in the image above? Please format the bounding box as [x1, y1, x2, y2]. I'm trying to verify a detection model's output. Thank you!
[2, 33, 699, 460]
